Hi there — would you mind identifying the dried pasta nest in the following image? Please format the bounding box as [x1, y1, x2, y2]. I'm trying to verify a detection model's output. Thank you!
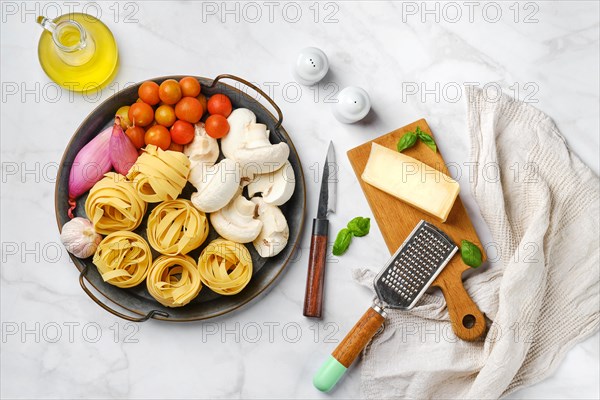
[198, 238, 253, 295]
[93, 231, 152, 288]
[146, 199, 209, 255]
[126, 144, 190, 203]
[146, 254, 202, 307]
[85, 172, 146, 234]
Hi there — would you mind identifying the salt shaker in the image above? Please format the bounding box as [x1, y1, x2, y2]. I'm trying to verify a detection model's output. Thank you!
[332, 86, 371, 123]
[292, 47, 329, 86]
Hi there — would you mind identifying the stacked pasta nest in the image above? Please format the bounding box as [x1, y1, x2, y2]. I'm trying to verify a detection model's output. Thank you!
[86, 148, 248, 307]
[84, 108, 295, 308]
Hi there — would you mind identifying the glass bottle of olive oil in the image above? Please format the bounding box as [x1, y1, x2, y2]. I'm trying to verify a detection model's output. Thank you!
[37, 13, 119, 93]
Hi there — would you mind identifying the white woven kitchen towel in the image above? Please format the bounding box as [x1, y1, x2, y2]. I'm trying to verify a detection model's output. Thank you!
[355, 87, 599, 399]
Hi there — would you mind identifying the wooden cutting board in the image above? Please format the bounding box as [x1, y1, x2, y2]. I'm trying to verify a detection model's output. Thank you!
[347, 119, 487, 341]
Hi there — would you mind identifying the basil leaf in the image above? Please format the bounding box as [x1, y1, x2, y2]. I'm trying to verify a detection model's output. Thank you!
[347, 217, 371, 237]
[460, 240, 483, 268]
[397, 132, 417, 153]
[332, 216, 372, 256]
[417, 131, 437, 153]
[333, 228, 353, 256]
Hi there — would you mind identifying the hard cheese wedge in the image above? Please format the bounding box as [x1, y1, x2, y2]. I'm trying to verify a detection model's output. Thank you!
[361, 143, 459, 222]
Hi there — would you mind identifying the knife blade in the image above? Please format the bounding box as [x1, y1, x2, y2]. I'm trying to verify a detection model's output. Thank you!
[304, 141, 336, 318]
[317, 142, 337, 219]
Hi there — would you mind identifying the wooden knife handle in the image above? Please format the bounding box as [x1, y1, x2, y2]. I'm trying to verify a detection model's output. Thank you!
[313, 306, 386, 392]
[436, 276, 487, 341]
[303, 218, 328, 318]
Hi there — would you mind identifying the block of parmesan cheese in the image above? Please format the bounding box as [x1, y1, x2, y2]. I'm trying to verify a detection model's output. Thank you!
[361, 143, 459, 222]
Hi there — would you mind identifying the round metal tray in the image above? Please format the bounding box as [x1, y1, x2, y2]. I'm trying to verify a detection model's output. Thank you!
[54, 74, 306, 322]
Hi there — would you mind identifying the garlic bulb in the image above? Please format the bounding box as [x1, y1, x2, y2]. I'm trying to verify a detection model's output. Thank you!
[60, 217, 102, 258]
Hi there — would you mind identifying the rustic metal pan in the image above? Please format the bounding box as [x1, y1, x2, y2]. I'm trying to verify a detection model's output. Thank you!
[54, 74, 306, 322]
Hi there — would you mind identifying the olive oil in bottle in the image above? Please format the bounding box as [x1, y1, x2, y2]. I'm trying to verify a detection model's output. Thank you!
[37, 13, 119, 93]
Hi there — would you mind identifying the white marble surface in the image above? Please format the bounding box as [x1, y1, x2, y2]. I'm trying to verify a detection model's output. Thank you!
[1, 1, 599, 398]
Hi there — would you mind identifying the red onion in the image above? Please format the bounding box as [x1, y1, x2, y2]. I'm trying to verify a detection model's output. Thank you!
[68, 125, 112, 218]
[110, 116, 139, 175]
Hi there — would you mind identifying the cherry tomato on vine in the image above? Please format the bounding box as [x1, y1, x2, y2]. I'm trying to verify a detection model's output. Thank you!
[138, 81, 160, 105]
[145, 125, 171, 150]
[128, 102, 154, 127]
[170, 120, 195, 145]
[175, 97, 203, 123]
[196, 93, 208, 114]
[125, 126, 145, 149]
[205, 114, 230, 139]
[159, 79, 182, 105]
[116, 106, 132, 130]
[155, 105, 176, 127]
[168, 142, 184, 152]
[207, 94, 232, 117]
[179, 77, 201, 97]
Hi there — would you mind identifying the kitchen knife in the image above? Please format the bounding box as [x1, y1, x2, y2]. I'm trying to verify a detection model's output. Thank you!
[303, 141, 336, 318]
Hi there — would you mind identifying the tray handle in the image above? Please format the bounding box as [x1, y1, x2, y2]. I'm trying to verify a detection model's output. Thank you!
[208, 74, 284, 140]
[79, 265, 169, 322]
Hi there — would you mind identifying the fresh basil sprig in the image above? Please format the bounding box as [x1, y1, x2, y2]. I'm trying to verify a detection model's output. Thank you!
[396, 132, 418, 152]
[416, 127, 437, 153]
[347, 216, 371, 237]
[332, 228, 353, 256]
[460, 240, 483, 268]
[397, 126, 437, 153]
[332, 217, 371, 256]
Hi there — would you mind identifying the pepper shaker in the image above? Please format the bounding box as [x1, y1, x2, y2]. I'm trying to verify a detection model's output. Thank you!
[332, 86, 371, 123]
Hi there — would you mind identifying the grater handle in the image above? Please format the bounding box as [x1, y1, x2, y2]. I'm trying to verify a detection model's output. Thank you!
[436, 276, 487, 341]
[313, 306, 386, 392]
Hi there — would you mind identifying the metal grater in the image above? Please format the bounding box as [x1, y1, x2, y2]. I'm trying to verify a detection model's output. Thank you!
[374, 220, 458, 309]
[313, 221, 460, 392]
[313, 220, 460, 392]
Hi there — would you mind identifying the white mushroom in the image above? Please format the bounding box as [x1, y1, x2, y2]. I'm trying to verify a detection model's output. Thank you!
[248, 161, 295, 206]
[235, 123, 290, 180]
[184, 123, 219, 168]
[251, 197, 289, 258]
[210, 194, 263, 243]
[184, 123, 220, 190]
[190, 159, 240, 213]
[221, 108, 256, 159]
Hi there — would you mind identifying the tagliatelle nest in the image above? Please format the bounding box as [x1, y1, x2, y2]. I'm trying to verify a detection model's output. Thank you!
[146, 255, 202, 307]
[85, 172, 147, 234]
[126, 144, 190, 203]
[93, 231, 152, 288]
[198, 238, 253, 295]
[146, 199, 209, 255]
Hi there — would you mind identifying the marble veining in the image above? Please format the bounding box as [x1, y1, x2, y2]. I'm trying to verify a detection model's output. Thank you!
[1, 1, 598, 399]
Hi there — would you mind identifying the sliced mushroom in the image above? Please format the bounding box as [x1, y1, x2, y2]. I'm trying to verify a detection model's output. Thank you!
[190, 158, 240, 213]
[222, 108, 256, 159]
[187, 164, 206, 192]
[184, 123, 220, 190]
[248, 161, 295, 206]
[184, 123, 219, 168]
[210, 194, 263, 243]
[251, 197, 289, 258]
[235, 123, 290, 180]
